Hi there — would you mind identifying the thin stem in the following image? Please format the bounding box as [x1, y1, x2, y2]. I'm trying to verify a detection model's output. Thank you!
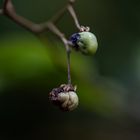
[46, 22, 64, 40]
[67, 5, 81, 30]
[50, 6, 67, 23]
[46, 22, 72, 84]
[1, 0, 80, 35]
[67, 49, 71, 84]
[2, 0, 45, 34]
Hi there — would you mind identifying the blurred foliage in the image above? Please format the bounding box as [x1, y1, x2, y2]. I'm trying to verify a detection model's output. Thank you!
[0, 0, 140, 140]
[0, 34, 123, 115]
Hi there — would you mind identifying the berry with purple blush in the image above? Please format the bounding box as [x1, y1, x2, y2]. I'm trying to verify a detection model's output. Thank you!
[70, 33, 80, 45]
[70, 31, 98, 55]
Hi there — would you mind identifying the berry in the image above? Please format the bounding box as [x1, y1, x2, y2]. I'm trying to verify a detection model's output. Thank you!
[49, 84, 78, 111]
[70, 31, 98, 55]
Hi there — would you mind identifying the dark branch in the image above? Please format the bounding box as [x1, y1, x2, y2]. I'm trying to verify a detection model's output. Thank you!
[1, 0, 80, 34]
[2, 0, 45, 34]
[0, 0, 81, 84]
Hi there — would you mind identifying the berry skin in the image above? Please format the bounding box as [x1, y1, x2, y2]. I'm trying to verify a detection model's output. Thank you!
[70, 32, 98, 55]
[49, 84, 78, 111]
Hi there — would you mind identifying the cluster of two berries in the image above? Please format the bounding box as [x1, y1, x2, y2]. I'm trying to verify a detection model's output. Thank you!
[49, 27, 98, 111]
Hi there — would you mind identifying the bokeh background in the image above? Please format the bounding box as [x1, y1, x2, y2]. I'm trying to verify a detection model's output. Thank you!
[0, 0, 140, 139]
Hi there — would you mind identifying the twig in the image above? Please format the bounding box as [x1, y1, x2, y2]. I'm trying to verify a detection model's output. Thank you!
[2, 0, 41, 33]
[1, 0, 80, 34]
[0, 0, 81, 84]
[67, 5, 81, 30]
[67, 49, 71, 84]
[50, 0, 80, 30]
[50, 6, 67, 23]
[46, 22, 71, 84]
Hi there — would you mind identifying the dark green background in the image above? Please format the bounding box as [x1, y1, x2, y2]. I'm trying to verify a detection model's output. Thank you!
[0, 0, 140, 139]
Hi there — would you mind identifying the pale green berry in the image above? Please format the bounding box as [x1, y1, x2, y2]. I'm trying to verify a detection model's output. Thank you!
[70, 32, 98, 55]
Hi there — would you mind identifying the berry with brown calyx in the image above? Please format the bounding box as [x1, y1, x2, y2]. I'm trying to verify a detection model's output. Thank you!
[49, 84, 78, 111]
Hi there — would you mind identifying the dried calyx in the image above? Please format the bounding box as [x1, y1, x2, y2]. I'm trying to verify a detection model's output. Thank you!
[49, 84, 78, 111]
